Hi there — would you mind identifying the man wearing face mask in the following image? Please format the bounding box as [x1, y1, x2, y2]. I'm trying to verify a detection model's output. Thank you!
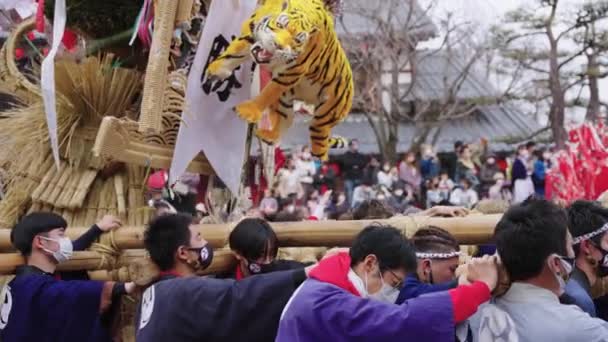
[224, 218, 310, 279]
[466, 198, 608, 342]
[1, 212, 136, 342]
[563, 200, 608, 317]
[136, 214, 314, 342]
[397, 226, 461, 303]
[277, 224, 498, 342]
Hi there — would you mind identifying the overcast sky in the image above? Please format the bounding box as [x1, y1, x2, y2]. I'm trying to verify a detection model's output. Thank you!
[419, 0, 603, 123]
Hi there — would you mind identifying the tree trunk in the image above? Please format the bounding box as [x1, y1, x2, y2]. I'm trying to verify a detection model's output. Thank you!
[547, 19, 568, 149]
[550, 102, 567, 149]
[586, 53, 600, 123]
[409, 124, 433, 153]
[385, 123, 399, 162]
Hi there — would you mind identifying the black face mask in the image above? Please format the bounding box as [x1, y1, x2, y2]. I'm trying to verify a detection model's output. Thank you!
[187, 244, 214, 271]
[247, 260, 276, 274]
[591, 242, 608, 277]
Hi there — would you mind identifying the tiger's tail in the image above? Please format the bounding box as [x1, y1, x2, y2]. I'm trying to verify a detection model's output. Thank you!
[328, 136, 349, 149]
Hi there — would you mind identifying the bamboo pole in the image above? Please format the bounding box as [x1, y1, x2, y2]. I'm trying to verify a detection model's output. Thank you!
[0, 248, 237, 278]
[138, 0, 179, 132]
[0, 214, 501, 252]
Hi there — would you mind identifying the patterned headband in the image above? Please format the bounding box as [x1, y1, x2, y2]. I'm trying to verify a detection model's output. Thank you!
[572, 222, 608, 244]
[416, 251, 462, 259]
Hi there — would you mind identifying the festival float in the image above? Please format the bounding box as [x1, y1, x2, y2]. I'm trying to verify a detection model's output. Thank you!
[0, 0, 587, 340]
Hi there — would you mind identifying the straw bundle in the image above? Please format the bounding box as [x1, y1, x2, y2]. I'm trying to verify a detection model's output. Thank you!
[0, 55, 142, 227]
[0, 153, 54, 227]
[126, 165, 152, 227]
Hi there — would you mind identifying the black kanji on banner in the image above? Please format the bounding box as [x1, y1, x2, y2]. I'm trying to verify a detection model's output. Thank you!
[201, 34, 242, 102]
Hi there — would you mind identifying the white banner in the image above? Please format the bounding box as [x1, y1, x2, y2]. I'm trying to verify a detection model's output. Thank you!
[40, 0, 66, 169]
[170, 0, 256, 195]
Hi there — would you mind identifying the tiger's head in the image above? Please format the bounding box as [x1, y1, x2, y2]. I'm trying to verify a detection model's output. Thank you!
[251, 3, 318, 67]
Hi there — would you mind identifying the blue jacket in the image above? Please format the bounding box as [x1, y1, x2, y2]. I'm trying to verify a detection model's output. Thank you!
[1, 267, 110, 342]
[396, 274, 458, 304]
[564, 267, 597, 317]
[421, 158, 440, 180]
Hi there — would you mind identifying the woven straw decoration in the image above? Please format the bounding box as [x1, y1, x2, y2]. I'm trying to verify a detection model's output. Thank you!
[139, 0, 179, 133]
[70, 170, 98, 209]
[0, 18, 40, 102]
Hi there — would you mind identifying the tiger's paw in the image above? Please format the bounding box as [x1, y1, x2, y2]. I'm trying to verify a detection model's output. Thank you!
[207, 60, 232, 80]
[236, 101, 264, 123]
[256, 127, 280, 143]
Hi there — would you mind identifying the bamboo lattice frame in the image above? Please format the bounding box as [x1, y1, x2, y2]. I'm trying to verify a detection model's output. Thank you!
[91, 0, 215, 175]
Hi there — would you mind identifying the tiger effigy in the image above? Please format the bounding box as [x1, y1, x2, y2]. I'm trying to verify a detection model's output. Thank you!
[207, 0, 353, 160]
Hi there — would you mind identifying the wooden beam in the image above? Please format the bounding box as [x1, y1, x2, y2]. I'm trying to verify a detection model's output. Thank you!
[0, 214, 500, 252]
[92, 116, 215, 174]
[0, 248, 236, 276]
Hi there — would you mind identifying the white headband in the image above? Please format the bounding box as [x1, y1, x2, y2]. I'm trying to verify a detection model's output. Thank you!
[573, 222, 608, 244]
[416, 251, 461, 259]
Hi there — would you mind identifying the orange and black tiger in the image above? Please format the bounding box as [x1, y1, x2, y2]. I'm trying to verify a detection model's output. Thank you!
[207, 0, 353, 160]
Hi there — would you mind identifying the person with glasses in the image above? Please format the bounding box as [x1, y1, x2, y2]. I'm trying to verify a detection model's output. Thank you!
[563, 200, 608, 318]
[277, 224, 499, 342]
[465, 198, 608, 342]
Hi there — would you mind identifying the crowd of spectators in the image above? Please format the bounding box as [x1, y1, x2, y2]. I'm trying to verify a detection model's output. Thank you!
[257, 139, 556, 222]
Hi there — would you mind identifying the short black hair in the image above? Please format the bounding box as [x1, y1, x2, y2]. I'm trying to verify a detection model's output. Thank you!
[567, 200, 608, 256]
[454, 141, 464, 151]
[412, 226, 459, 254]
[353, 200, 394, 220]
[350, 224, 417, 272]
[229, 218, 278, 260]
[144, 213, 193, 271]
[495, 198, 568, 281]
[11, 212, 68, 256]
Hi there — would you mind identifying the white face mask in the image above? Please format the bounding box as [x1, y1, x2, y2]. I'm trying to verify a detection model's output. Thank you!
[365, 268, 400, 304]
[549, 255, 573, 294]
[40, 236, 73, 263]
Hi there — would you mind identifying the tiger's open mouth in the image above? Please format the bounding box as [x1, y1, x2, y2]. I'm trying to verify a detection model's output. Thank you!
[252, 45, 274, 64]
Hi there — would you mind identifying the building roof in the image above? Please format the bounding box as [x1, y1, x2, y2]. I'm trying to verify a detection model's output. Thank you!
[403, 50, 499, 102]
[269, 105, 541, 155]
[336, 0, 437, 42]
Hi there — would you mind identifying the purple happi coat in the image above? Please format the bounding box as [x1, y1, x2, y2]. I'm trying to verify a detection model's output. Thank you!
[276, 253, 455, 342]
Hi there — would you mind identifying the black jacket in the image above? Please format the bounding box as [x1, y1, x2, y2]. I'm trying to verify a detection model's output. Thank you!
[339, 151, 367, 181]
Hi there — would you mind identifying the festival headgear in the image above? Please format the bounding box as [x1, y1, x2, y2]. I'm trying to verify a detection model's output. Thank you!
[416, 251, 461, 285]
[147, 170, 168, 191]
[415, 251, 462, 259]
[573, 222, 608, 276]
[572, 222, 608, 245]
